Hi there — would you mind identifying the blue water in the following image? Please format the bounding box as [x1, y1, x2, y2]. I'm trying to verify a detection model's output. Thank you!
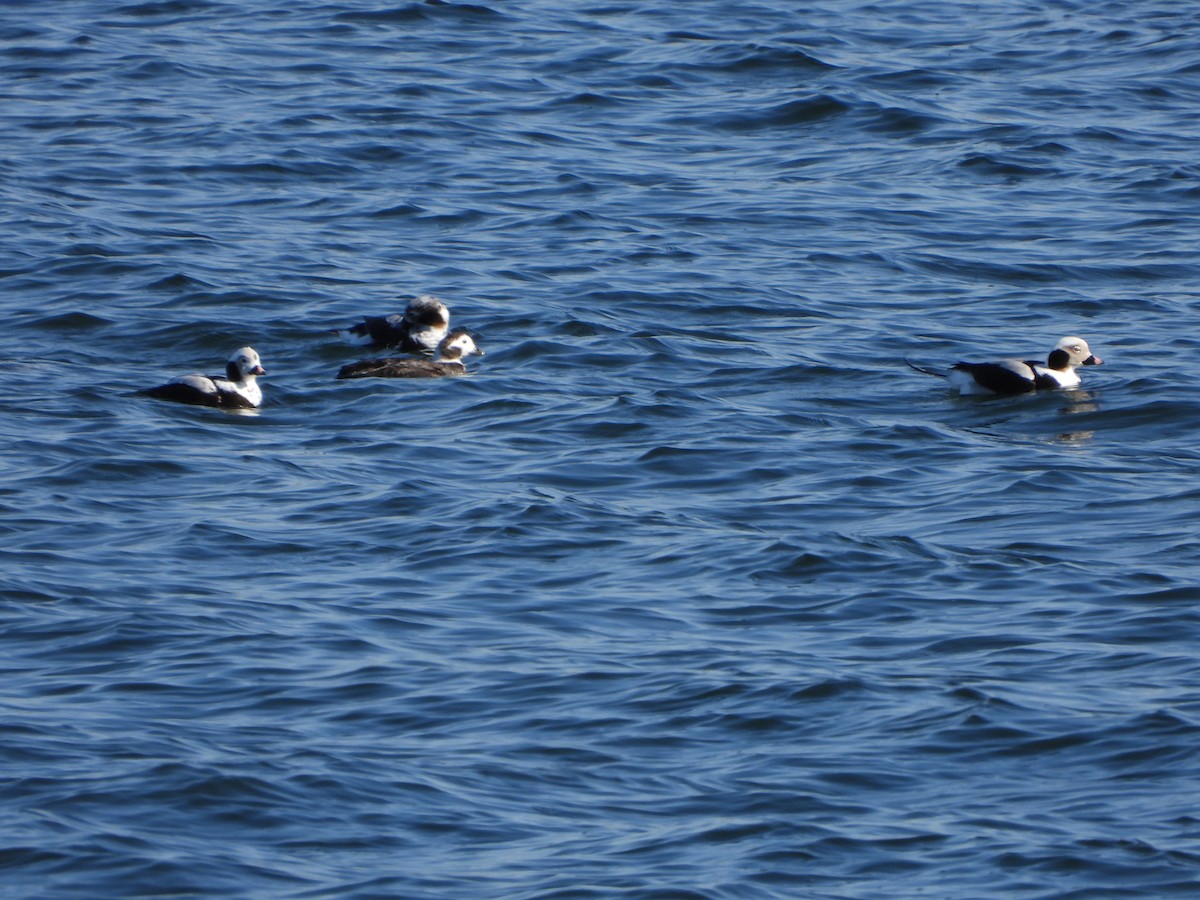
[3, 1, 1200, 897]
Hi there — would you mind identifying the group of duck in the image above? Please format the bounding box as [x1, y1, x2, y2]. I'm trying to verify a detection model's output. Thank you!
[140, 293, 1102, 411]
[141, 295, 482, 409]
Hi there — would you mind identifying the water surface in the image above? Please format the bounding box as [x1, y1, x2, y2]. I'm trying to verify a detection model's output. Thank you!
[3, 1, 1200, 897]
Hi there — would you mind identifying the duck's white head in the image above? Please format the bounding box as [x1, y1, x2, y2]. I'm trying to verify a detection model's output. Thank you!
[435, 330, 483, 363]
[226, 347, 266, 382]
[1049, 336, 1101, 371]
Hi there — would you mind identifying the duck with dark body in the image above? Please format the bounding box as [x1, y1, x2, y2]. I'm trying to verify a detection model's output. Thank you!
[337, 330, 483, 380]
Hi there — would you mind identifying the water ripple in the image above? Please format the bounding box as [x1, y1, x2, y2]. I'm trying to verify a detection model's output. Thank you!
[3, 0, 1200, 896]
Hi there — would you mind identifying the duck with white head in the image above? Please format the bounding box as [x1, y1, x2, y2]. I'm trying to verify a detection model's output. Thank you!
[142, 347, 267, 409]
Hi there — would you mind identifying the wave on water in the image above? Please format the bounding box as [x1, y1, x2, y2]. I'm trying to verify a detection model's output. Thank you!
[2, 0, 1200, 896]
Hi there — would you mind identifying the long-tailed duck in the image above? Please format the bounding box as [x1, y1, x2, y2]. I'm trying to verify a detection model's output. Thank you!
[142, 347, 266, 408]
[341, 294, 450, 352]
[336, 330, 483, 380]
[910, 336, 1101, 395]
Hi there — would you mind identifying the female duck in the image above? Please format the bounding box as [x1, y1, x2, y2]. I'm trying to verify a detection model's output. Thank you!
[337, 331, 482, 379]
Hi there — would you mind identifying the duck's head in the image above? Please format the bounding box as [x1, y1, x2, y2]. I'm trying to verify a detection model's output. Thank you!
[226, 347, 266, 382]
[1047, 336, 1100, 370]
[435, 330, 484, 363]
[404, 294, 450, 328]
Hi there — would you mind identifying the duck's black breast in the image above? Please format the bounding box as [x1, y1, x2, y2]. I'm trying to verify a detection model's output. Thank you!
[1031, 369, 1068, 390]
[213, 387, 259, 408]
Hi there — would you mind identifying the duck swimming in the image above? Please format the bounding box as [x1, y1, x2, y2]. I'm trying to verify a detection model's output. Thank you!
[948, 336, 1101, 395]
[142, 347, 266, 408]
[340, 294, 450, 353]
[336, 330, 483, 380]
[910, 336, 1102, 395]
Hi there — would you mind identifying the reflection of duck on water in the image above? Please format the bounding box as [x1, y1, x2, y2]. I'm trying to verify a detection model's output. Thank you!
[1060, 390, 1099, 414]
